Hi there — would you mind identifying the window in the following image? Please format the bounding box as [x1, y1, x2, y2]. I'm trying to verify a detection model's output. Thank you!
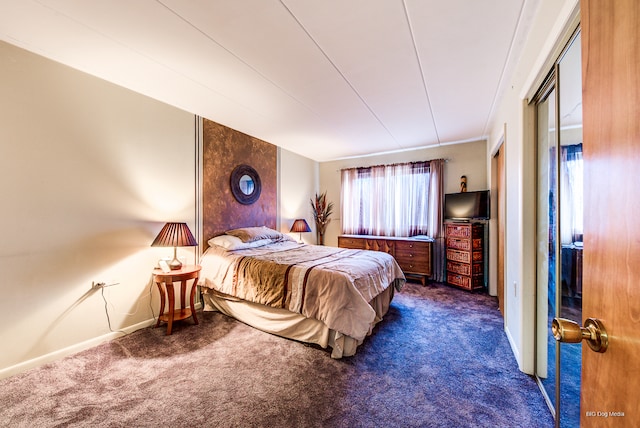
[560, 143, 583, 244]
[341, 159, 444, 237]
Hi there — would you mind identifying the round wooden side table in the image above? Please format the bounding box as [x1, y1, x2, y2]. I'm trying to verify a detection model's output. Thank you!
[152, 265, 201, 335]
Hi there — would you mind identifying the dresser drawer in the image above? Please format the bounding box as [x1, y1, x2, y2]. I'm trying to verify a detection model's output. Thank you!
[446, 248, 471, 264]
[447, 273, 484, 290]
[365, 239, 394, 254]
[446, 237, 471, 251]
[446, 238, 483, 251]
[396, 257, 429, 275]
[338, 236, 365, 249]
[446, 223, 472, 238]
[395, 240, 430, 256]
[447, 260, 483, 276]
[446, 223, 483, 238]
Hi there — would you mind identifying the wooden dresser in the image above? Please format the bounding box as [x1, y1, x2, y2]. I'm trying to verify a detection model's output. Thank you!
[445, 222, 485, 291]
[338, 235, 432, 285]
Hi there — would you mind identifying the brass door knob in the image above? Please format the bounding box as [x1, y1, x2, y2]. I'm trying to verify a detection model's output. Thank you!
[551, 317, 609, 353]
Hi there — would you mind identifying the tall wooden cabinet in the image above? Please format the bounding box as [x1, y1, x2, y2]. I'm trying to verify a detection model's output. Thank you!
[445, 222, 485, 291]
[338, 235, 432, 285]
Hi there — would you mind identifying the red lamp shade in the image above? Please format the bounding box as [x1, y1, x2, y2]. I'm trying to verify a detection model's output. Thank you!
[151, 222, 198, 270]
[290, 219, 312, 233]
[290, 219, 311, 243]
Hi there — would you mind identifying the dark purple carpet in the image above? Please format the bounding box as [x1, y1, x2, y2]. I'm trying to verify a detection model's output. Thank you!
[0, 282, 553, 427]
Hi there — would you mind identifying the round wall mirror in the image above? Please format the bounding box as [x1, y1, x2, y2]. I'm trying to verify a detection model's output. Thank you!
[230, 164, 261, 205]
[239, 174, 254, 195]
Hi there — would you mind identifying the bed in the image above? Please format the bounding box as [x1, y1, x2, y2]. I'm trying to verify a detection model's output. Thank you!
[199, 226, 405, 358]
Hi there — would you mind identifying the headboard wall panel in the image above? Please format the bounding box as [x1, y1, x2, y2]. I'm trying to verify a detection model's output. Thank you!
[202, 118, 277, 247]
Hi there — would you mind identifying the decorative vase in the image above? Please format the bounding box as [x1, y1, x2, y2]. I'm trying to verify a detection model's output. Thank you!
[311, 191, 333, 247]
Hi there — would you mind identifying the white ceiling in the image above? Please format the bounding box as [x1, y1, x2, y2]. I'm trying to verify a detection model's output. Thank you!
[0, 0, 539, 161]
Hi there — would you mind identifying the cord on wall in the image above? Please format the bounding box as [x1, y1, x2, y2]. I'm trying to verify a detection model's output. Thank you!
[100, 286, 125, 334]
[99, 280, 155, 334]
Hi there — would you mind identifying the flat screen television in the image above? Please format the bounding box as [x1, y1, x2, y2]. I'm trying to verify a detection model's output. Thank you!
[444, 190, 490, 220]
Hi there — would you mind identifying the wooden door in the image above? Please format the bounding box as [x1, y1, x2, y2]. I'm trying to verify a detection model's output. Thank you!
[581, 0, 640, 425]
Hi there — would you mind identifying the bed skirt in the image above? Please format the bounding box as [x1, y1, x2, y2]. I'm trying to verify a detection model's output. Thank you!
[201, 285, 395, 358]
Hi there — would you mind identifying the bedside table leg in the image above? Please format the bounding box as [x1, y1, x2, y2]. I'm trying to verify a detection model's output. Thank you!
[190, 275, 199, 326]
[155, 281, 165, 329]
[166, 281, 175, 335]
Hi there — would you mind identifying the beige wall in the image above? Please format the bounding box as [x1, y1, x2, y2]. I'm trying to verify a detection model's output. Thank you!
[318, 140, 487, 247]
[486, 0, 580, 373]
[0, 41, 196, 377]
[279, 149, 320, 244]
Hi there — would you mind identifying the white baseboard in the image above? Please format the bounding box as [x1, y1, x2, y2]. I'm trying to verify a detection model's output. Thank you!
[504, 324, 523, 372]
[0, 318, 155, 380]
[2, 301, 204, 380]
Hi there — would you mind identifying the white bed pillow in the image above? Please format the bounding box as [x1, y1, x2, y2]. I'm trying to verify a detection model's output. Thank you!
[208, 235, 272, 250]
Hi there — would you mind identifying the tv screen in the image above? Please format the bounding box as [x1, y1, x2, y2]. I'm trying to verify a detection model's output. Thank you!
[444, 190, 490, 220]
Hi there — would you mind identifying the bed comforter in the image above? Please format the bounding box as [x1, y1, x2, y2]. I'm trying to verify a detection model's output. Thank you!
[200, 241, 405, 342]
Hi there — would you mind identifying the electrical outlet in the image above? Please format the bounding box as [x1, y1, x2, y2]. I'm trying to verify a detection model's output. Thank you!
[92, 280, 120, 289]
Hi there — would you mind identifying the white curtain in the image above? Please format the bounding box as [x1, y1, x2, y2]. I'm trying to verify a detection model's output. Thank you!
[560, 144, 583, 244]
[341, 161, 437, 237]
[341, 159, 445, 281]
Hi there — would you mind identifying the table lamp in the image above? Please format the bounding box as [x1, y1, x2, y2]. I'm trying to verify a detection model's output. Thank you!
[151, 222, 198, 270]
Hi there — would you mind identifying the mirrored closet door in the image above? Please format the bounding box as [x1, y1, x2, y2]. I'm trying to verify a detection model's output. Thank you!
[534, 29, 583, 428]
